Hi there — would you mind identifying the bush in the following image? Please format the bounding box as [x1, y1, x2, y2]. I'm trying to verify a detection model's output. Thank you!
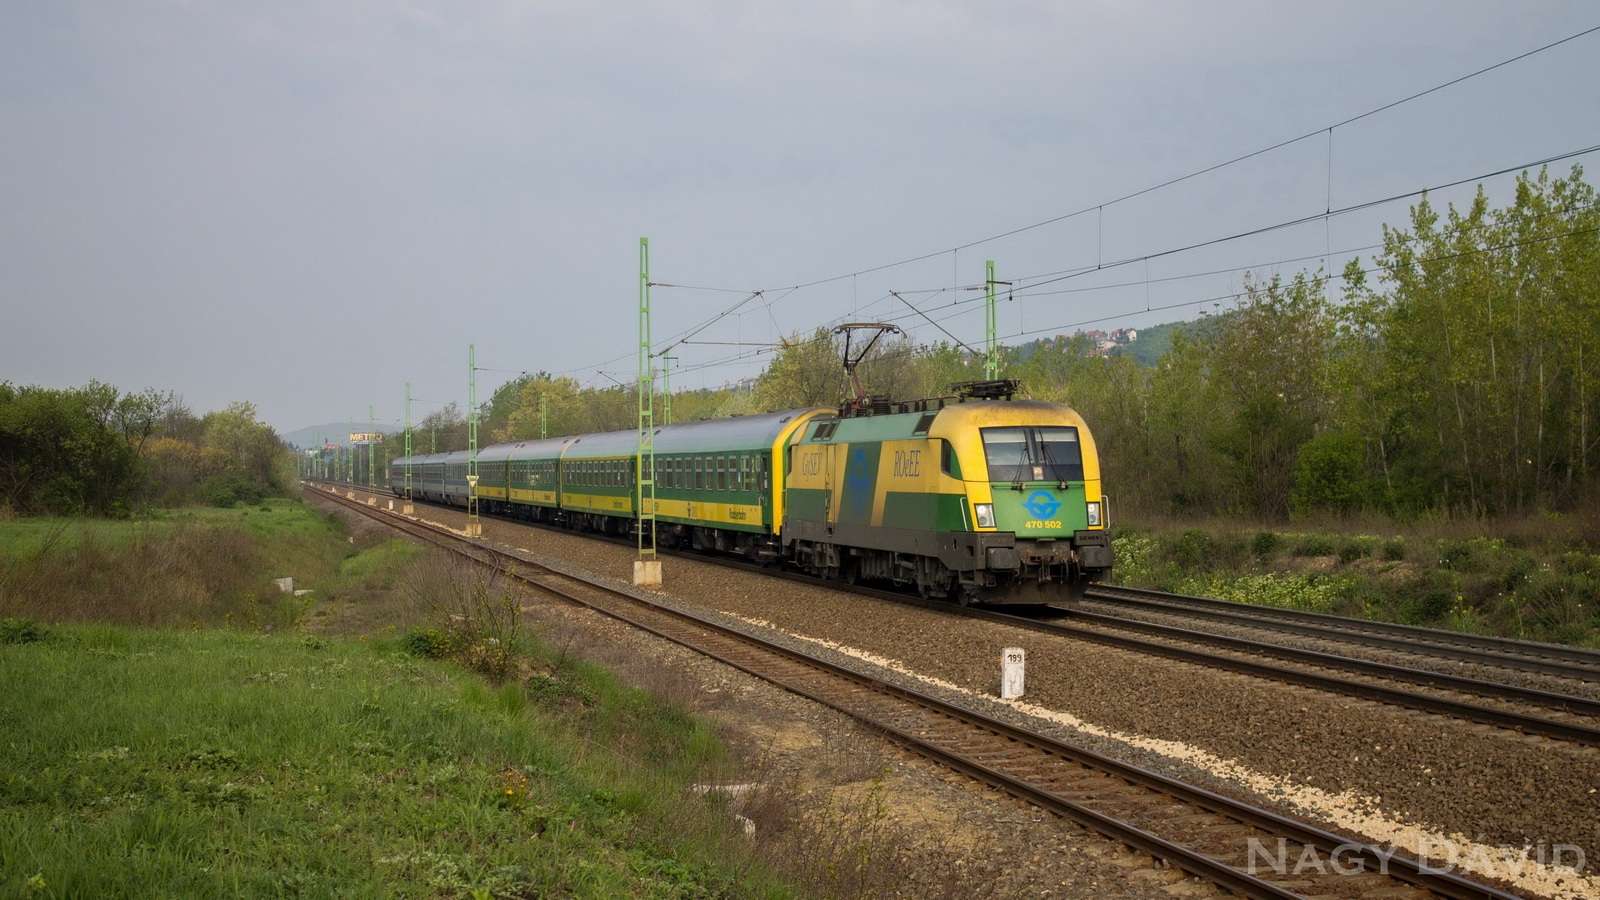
[1292, 534, 1337, 557]
[400, 627, 452, 659]
[1250, 531, 1281, 559]
[1381, 538, 1406, 561]
[1290, 432, 1368, 517]
[0, 617, 47, 644]
[1170, 528, 1215, 569]
[202, 474, 270, 509]
[1337, 538, 1373, 564]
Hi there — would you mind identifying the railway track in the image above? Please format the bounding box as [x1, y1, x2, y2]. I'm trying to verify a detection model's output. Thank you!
[1086, 585, 1600, 684]
[676, 547, 1600, 748]
[317, 481, 1600, 746]
[307, 483, 1523, 899]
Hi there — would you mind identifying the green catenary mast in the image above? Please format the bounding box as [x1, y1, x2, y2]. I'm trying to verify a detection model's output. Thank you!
[635, 237, 660, 585]
[467, 344, 480, 537]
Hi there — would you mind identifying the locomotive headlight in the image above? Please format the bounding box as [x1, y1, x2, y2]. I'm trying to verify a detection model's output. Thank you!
[1086, 501, 1102, 527]
[974, 503, 996, 529]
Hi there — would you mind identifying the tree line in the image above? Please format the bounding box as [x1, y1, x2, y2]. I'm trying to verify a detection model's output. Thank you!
[0, 383, 292, 516]
[376, 166, 1596, 522]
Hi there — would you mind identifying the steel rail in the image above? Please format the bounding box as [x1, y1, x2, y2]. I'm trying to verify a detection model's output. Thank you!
[1088, 585, 1600, 681]
[1055, 607, 1600, 719]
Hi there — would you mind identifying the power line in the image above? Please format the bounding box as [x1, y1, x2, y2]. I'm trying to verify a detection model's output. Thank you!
[775, 24, 1600, 293]
[550, 26, 1600, 394]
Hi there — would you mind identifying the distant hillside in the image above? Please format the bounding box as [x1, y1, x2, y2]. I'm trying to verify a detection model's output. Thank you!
[281, 422, 394, 450]
[1014, 319, 1194, 367]
[1110, 320, 1191, 366]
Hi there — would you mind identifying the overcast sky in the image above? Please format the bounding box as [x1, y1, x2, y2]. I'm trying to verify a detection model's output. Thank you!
[4, 2, 1597, 436]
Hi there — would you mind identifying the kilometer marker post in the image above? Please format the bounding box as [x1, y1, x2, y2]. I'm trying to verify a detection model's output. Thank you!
[1001, 647, 1026, 700]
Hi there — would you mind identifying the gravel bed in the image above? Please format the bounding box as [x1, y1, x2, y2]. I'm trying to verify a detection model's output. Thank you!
[323, 490, 1600, 898]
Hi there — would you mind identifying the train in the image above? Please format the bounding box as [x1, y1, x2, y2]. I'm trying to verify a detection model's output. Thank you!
[389, 381, 1112, 604]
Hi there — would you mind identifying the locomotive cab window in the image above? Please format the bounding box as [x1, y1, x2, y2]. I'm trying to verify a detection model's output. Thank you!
[940, 440, 961, 478]
[980, 426, 1084, 482]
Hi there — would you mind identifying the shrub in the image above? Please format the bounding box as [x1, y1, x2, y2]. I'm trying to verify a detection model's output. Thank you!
[401, 628, 452, 659]
[1381, 538, 1406, 561]
[1170, 528, 1215, 569]
[0, 617, 47, 644]
[1290, 432, 1368, 517]
[1292, 534, 1337, 557]
[1337, 538, 1373, 564]
[202, 474, 271, 509]
[1250, 531, 1281, 559]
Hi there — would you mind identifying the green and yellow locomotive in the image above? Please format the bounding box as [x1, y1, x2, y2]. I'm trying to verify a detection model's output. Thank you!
[391, 381, 1111, 604]
[784, 388, 1111, 603]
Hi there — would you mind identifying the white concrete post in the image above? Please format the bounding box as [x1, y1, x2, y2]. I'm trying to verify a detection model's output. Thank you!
[1001, 647, 1026, 699]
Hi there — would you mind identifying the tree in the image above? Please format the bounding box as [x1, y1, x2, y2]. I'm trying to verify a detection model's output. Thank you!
[756, 329, 848, 410]
[1363, 165, 1600, 514]
[200, 402, 292, 502]
[0, 382, 142, 515]
[416, 403, 469, 454]
[494, 374, 584, 440]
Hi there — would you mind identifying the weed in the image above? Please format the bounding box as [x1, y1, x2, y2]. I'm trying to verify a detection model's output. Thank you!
[404, 554, 524, 682]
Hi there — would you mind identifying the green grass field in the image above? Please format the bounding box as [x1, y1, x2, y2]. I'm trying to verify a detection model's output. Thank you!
[0, 625, 780, 898]
[0, 502, 796, 899]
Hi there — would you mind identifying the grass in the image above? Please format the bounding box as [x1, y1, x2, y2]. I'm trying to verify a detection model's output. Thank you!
[0, 625, 786, 898]
[0, 502, 988, 898]
[1111, 517, 1600, 648]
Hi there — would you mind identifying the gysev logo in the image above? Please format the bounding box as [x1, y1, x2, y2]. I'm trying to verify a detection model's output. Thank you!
[1022, 491, 1061, 519]
[846, 447, 874, 517]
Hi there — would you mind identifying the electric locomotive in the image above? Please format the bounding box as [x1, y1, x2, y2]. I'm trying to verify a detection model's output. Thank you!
[784, 381, 1111, 603]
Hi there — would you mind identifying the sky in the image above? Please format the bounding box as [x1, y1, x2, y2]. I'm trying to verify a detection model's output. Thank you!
[3, 2, 1598, 438]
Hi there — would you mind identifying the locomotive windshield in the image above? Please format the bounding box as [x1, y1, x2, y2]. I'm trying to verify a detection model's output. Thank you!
[980, 426, 1084, 482]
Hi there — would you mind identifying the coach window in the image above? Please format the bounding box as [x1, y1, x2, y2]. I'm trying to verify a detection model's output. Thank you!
[758, 456, 769, 491]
